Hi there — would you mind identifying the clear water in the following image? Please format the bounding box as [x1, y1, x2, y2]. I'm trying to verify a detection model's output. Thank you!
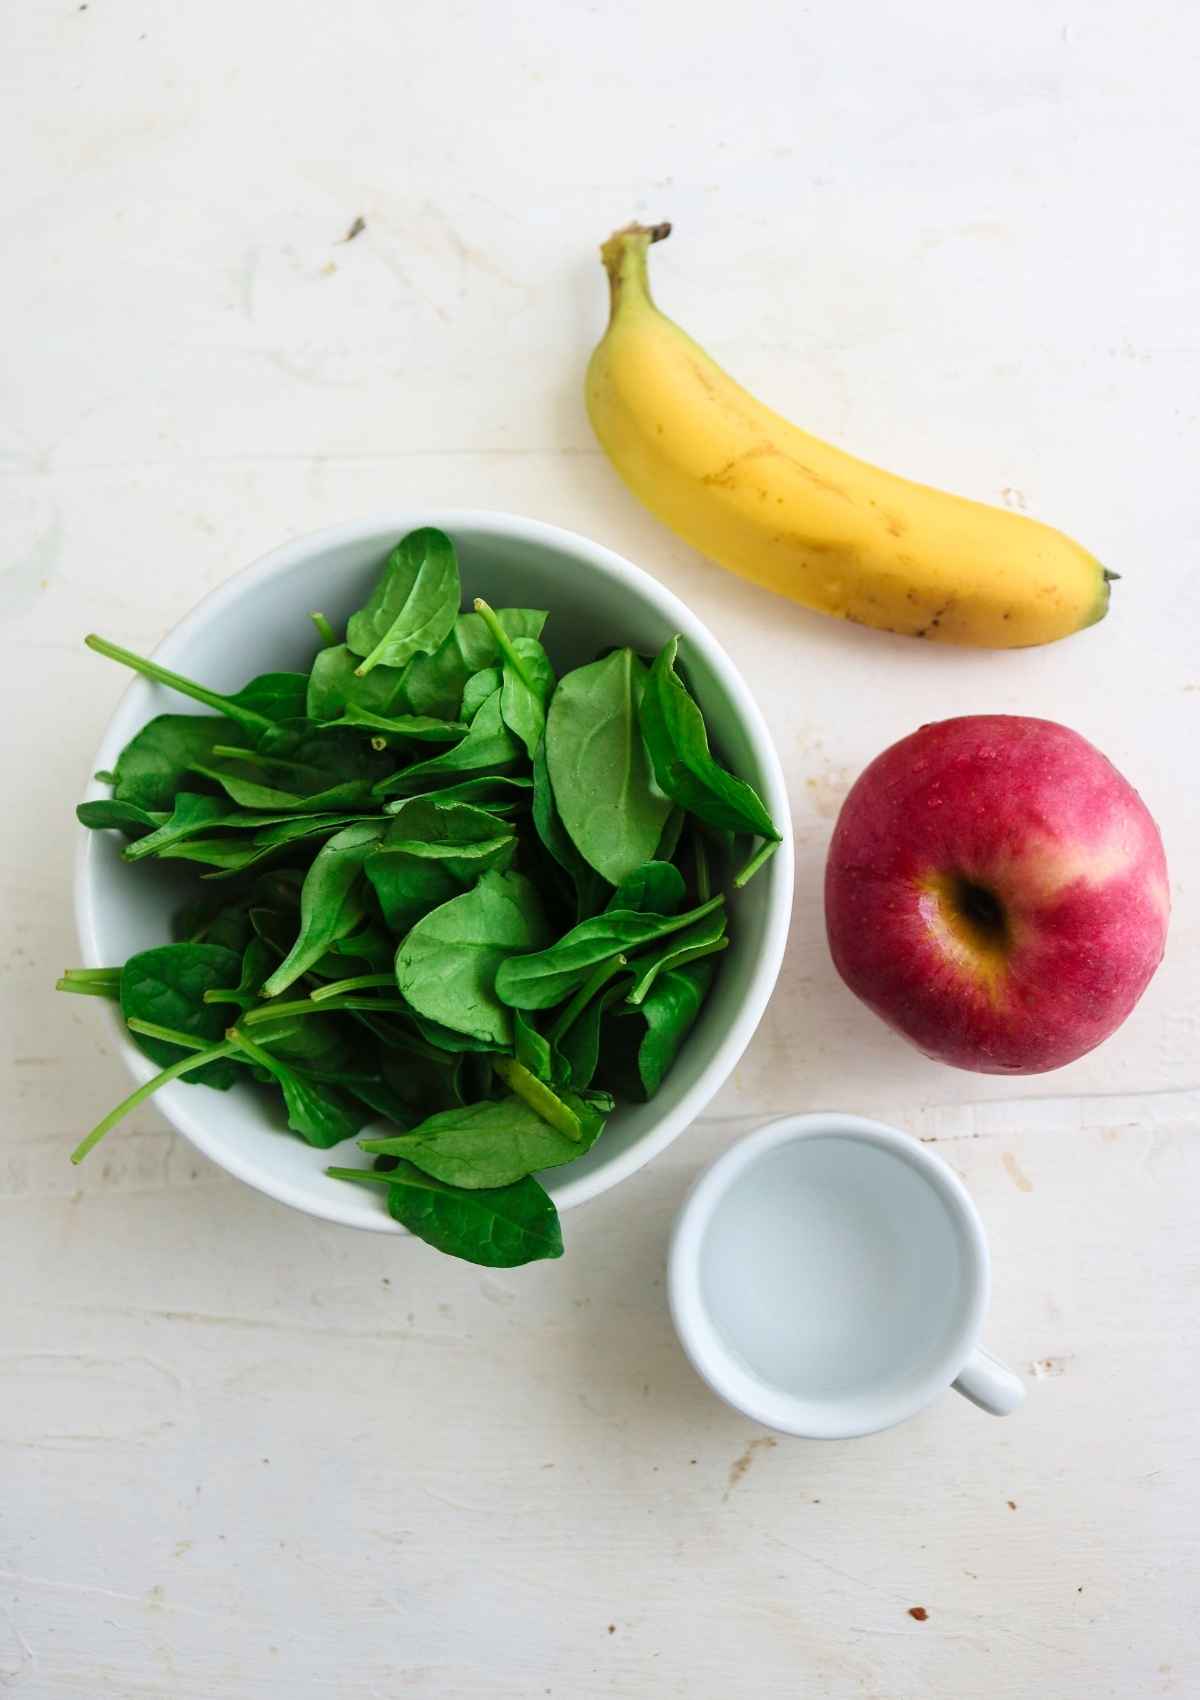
[701, 1138, 967, 1403]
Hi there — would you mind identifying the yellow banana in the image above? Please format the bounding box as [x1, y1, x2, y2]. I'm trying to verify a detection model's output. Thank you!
[585, 223, 1113, 648]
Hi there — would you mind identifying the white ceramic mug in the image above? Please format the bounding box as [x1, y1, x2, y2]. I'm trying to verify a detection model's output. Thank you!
[668, 1113, 1025, 1438]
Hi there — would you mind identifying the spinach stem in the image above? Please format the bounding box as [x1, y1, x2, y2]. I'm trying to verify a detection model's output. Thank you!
[70, 1038, 240, 1164]
[310, 611, 337, 646]
[310, 973, 397, 1003]
[733, 838, 780, 889]
[547, 954, 627, 1045]
[625, 936, 728, 1007]
[57, 966, 122, 999]
[126, 1017, 219, 1051]
[242, 995, 411, 1025]
[55, 977, 121, 1001]
[84, 635, 276, 738]
[327, 1165, 393, 1191]
[209, 746, 318, 777]
[694, 831, 711, 902]
[490, 1056, 583, 1141]
[226, 1027, 282, 1077]
[473, 599, 536, 689]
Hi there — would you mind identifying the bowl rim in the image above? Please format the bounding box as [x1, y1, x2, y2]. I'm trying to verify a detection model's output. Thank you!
[75, 509, 794, 1227]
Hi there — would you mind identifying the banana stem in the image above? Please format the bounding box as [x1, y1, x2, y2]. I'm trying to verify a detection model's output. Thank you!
[600, 221, 671, 318]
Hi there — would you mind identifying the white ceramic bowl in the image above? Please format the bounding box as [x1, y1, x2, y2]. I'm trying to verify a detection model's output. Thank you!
[76, 512, 794, 1230]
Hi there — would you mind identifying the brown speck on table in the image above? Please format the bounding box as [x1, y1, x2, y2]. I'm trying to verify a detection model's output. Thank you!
[1002, 1151, 1034, 1193]
[608, 1624, 616, 1634]
[1008, 1499, 1017, 1510]
[341, 215, 367, 243]
[725, 1434, 776, 1498]
[908, 1606, 928, 1622]
[1031, 1355, 1071, 1378]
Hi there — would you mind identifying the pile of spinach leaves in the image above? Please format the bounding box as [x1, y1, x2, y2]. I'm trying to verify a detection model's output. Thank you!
[61, 528, 781, 1267]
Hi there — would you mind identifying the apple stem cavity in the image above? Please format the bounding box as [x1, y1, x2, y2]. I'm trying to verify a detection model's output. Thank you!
[952, 878, 1008, 947]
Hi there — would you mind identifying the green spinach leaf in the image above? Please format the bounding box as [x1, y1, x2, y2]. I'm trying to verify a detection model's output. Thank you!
[359, 1092, 600, 1189]
[120, 943, 244, 1087]
[555, 979, 629, 1091]
[382, 796, 515, 854]
[375, 1043, 465, 1115]
[501, 637, 555, 759]
[403, 1009, 510, 1054]
[624, 908, 729, 1005]
[394, 869, 550, 1046]
[76, 799, 164, 835]
[513, 1010, 555, 1085]
[122, 792, 248, 861]
[473, 599, 555, 760]
[324, 707, 467, 743]
[460, 666, 501, 722]
[601, 960, 715, 1101]
[306, 643, 409, 722]
[400, 608, 547, 720]
[639, 636, 779, 841]
[203, 935, 276, 1012]
[530, 740, 609, 921]
[259, 823, 385, 998]
[190, 766, 377, 813]
[365, 802, 508, 934]
[494, 893, 723, 1010]
[607, 860, 685, 917]
[655, 806, 686, 864]
[372, 690, 522, 798]
[227, 672, 310, 724]
[173, 889, 255, 952]
[229, 1028, 367, 1148]
[364, 850, 460, 934]
[346, 528, 461, 676]
[327, 1162, 563, 1266]
[109, 715, 237, 812]
[545, 648, 671, 884]
[158, 835, 281, 874]
[326, 921, 397, 973]
[252, 813, 367, 847]
[383, 774, 532, 815]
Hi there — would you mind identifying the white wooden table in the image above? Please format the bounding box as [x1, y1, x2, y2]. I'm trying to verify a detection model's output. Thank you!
[3, 2, 1197, 1694]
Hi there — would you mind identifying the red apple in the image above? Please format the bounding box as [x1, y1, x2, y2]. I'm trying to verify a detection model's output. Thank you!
[824, 715, 1169, 1074]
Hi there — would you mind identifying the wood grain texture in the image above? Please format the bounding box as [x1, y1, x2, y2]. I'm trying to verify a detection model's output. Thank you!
[2, 0, 1198, 1694]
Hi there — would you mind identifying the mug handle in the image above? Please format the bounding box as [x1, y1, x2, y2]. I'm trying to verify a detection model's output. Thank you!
[953, 1346, 1026, 1416]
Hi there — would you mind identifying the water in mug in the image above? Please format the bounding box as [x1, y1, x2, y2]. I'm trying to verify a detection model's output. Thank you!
[700, 1137, 968, 1401]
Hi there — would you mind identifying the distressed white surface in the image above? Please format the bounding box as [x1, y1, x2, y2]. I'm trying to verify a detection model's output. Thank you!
[2, 0, 1198, 1694]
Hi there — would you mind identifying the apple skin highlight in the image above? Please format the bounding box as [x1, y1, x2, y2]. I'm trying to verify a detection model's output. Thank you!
[824, 715, 1170, 1075]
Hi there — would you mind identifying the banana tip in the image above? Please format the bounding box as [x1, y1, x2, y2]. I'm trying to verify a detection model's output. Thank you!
[604, 219, 671, 246]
